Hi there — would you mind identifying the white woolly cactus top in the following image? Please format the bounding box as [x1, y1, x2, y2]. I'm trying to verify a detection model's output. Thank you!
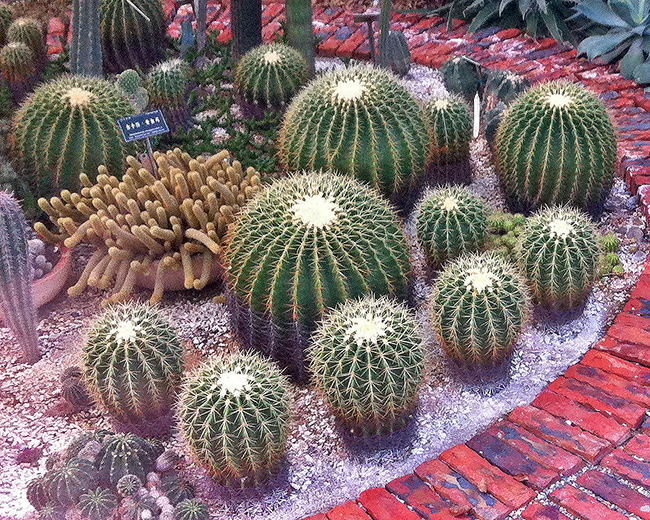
[63, 87, 97, 107]
[545, 92, 574, 108]
[156, 58, 185, 73]
[110, 320, 143, 345]
[441, 196, 459, 212]
[432, 98, 451, 110]
[263, 50, 282, 65]
[332, 78, 367, 103]
[464, 268, 497, 294]
[345, 314, 390, 346]
[217, 370, 252, 398]
[291, 193, 342, 229]
[548, 218, 575, 238]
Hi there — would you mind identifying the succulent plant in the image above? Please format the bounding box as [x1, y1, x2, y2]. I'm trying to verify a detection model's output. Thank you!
[116, 474, 143, 497]
[100, 0, 165, 73]
[279, 65, 430, 197]
[178, 353, 291, 486]
[0, 191, 39, 363]
[416, 186, 488, 265]
[77, 488, 117, 520]
[155, 449, 181, 473]
[431, 252, 530, 366]
[0, 42, 34, 83]
[601, 232, 619, 252]
[35, 149, 261, 304]
[146, 59, 191, 130]
[38, 505, 66, 520]
[70, 0, 102, 76]
[65, 430, 112, 460]
[6, 18, 44, 61]
[224, 172, 411, 379]
[96, 433, 157, 487]
[60, 366, 93, 408]
[160, 473, 194, 505]
[174, 499, 210, 520]
[116, 69, 149, 112]
[515, 206, 600, 308]
[12, 76, 135, 201]
[484, 101, 506, 145]
[310, 296, 424, 436]
[496, 81, 618, 211]
[0, 4, 12, 47]
[26, 477, 50, 510]
[83, 303, 183, 424]
[45, 457, 99, 507]
[384, 31, 411, 77]
[482, 69, 529, 112]
[440, 55, 484, 104]
[235, 43, 309, 108]
[424, 95, 472, 166]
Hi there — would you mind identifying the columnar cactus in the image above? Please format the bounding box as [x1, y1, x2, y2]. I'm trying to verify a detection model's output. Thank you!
[224, 172, 411, 379]
[100, 0, 165, 73]
[77, 488, 117, 520]
[496, 81, 618, 211]
[45, 458, 99, 507]
[310, 296, 424, 436]
[174, 499, 210, 520]
[425, 95, 472, 165]
[235, 43, 309, 108]
[83, 303, 183, 424]
[279, 65, 430, 197]
[440, 55, 483, 104]
[96, 434, 157, 487]
[12, 76, 135, 200]
[70, 0, 102, 76]
[0, 191, 39, 363]
[431, 253, 530, 366]
[416, 186, 488, 265]
[515, 206, 600, 308]
[0, 42, 35, 82]
[0, 4, 12, 47]
[482, 69, 529, 111]
[6, 18, 44, 61]
[146, 59, 191, 129]
[384, 31, 411, 77]
[178, 354, 291, 486]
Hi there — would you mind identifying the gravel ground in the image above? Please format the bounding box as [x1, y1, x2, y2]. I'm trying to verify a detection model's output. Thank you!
[0, 64, 647, 520]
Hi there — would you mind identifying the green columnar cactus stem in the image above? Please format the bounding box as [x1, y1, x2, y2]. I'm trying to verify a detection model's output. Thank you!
[6, 18, 44, 62]
[431, 252, 530, 366]
[0, 4, 13, 47]
[12, 76, 135, 201]
[496, 81, 618, 211]
[384, 31, 411, 77]
[310, 296, 424, 436]
[70, 0, 102, 76]
[416, 186, 488, 265]
[178, 354, 291, 486]
[425, 95, 472, 165]
[224, 172, 411, 380]
[0, 42, 35, 83]
[96, 434, 157, 487]
[83, 303, 183, 424]
[235, 43, 309, 108]
[378, 0, 391, 68]
[45, 458, 99, 507]
[279, 66, 430, 197]
[515, 206, 600, 308]
[174, 499, 210, 520]
[285, 0, 315, 76]
[100, 0, 165, 73]
[0, 191, 39, 363]
[146, 59, 191, 130]
[77, 488, 117, 520]
[440, 56, 483, 104]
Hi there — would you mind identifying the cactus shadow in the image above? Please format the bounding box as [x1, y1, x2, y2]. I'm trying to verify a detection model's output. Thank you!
[446, 357, 513, 397]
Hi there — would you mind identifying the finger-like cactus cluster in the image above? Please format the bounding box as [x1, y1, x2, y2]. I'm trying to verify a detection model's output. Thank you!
[178, 353, 291, 486]
[224, 171, 411, 379]
[424, 95, 472, 166]
[146, 59, 191, 130]
[496, 81, 618, 211]
[83, 303, 183, 425]
[35, 149, 261, 304]
[431, 253, 529, 366]
[515, 206, 600, 308]
[279, 65, 430, 197]
[416, 186, 488, 266]
[235, 43, 309, 108]
[0, 42, 34, 82]
[310, 296, 424, 436]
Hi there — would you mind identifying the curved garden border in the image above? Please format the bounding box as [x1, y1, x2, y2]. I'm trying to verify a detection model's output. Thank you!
[40, 4, 650, 518]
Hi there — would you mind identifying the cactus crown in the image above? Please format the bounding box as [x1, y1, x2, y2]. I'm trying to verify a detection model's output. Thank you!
[425, 95, 472, 164]
[83, 302, 183, 423]
[515, 206, 600, 308]
[432, 252, 530, 366]
[310, 296, 424, 436]
[146, 58, 190, 107]
[178, 353, 291, 486]
[77, 488, 117, 520]
[279, 65, 430, 197]
[235, 43, 309, 107]
[496, 81, 618, 211]
[416, 185, 488, 265]
[45, 457, 99, 507]
[0, 41, 35, 82]
[175, 499, 210, 520]
[6, 17, 43, 57]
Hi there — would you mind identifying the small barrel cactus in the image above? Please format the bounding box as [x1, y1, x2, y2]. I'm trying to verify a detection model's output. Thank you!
[6, 18, 44, 61]
[484, 101, 506, 145]
[60, 366, 93, 408]
[38, 505, 66, 520]
[0, 4, 12, 46]
[224, 172, 411, 379]
[235, 43, 309, 108]
[279, 65, 430, 197]
[146, 59, 191, 129]
[26, 477, 49, 510]
[440, 55, 483, 104]
[116, 69, 149, 112]
[601, 232, 619, 253]
[482, 69, 529, 112]
[0, 42, 34, 82]
[515, 206, 600, 308]
[431, 252, 530, 366]
[116, 474, 143, 497]
[310, 296, 424, 436]
[96, 433, 157, 487]
[160, 473, 194, 505]
[425, 95, 472, 166]
[77, 488, 117, 520]
[174, 499, 210, 520]
[496, 81, 618, 211]
[83, 303, 183, 424]
[100, 0, 165, 73]
[178, 354, 291, 486]
[416, 186, 488, 265]
[384, 31, 411, 77]
[45, 457, 99, 507]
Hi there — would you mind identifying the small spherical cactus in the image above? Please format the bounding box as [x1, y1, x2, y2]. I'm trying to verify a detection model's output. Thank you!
[116, 474, 143, 497]
[425, 95, 472, 165]
[60, 366, 93, 408]
[160, 473, 194, 505]
[38, 505, 66, 520]
[279, 65, 430, 197]
[45, 457, 99, 507]
[178, 353, 291, 486]
[431, 252, 530, 366]
[601, 232, 619, 253]
[26, 477, 49, 510]
[483, 69, 530, 111]
[235, 43, 309, 108]
[96, 433, 157, 487]
[416, 186, 488, 266]
[6, 18, 44, 60]
[83, 302, 183, 424]
[77, 488, 117, 520]
[0, 42, 35, 82]
[515, 206, 600, 308]
[174, 499, 210, 520]
[0, 4, 13, 47]
[116, 69, 141, 94]
[146, 59, 191, 129]
[440, 55, 483, 104]
[496, 81, 618, 211]
[310, 296, 424, 436]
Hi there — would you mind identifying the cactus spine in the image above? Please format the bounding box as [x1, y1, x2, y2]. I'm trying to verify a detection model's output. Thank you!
[310, 296, 424, 436]
[0, 42, 35, 83]
[6, 18, 44, 62]
[96, 433, 157, 487]
[45, 458, 99, 507]
[0, 191, 39, 363]
[83, 303, 183, 424]
[0, 4, 12, 47]
[496, 81, 618, 211]
[77, 488, 117, 520]
[425, 95, 472, 165]
[431, 252, 530, 366]
[70, 0, 102, 76]
[146, 59, 190, 129]
[515, 206, 600, 308]
[178, 354, 291, 486]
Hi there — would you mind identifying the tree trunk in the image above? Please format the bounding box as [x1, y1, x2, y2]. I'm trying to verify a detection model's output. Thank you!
[285, 0, 315, 77]
[231, 0, 262, 61]
[70, 0, 102, 76]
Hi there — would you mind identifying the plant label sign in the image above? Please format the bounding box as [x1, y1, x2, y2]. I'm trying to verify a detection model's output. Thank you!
[118, 110, 169, 143]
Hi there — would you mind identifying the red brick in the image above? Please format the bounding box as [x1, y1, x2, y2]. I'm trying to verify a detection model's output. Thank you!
[625, 434, 650, 460]
[386, 473, 469, 520]
[566, 363, 650, 409]
[327, 501, 372, 520]
[577, 470, 650, 520]
[609, 322, 650, 347]
[215, 26, 231, 44]
[532, 389, 630, 446]
[415, 459, 511, 520]
[48, 17, 66, 36]
[508, 405, 611, 462]
[602, 448, 650, 487]
[596, 336, 650, 367]
[358, 488, 420, 520]
[337, 27, 367, 58]
[262, 2, 283, 23]
[581, 349, 650, 386]
[521, 502, 571, 520]
[615, 311, 650, 330]
[550, 485, 629, 520]
[318, 38, 342, 57]
[496, 28, 520, 40]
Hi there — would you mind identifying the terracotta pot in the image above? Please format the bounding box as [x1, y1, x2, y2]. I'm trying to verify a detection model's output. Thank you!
[136, 254, 223, 291]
